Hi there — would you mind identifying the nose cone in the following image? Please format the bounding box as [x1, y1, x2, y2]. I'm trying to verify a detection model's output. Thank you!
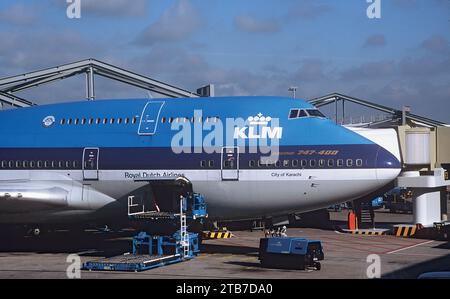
[376, 146, 401, 182]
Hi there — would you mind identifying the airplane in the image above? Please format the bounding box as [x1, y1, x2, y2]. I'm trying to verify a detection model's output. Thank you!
[0, 96, 401, 233]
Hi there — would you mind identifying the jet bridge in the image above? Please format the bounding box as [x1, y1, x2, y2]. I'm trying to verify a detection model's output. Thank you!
[0, 58, 215, 109]
[309, 93, 450, 227]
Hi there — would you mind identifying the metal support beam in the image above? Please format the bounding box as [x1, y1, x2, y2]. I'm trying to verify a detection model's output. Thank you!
[86, 66, 95, 100]
[309, 93, 447, 128]
[0, 92, 35, 108]
[0, 58, 201, 108]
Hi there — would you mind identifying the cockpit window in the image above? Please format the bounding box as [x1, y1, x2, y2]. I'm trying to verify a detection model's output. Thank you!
[289, 109, 299, 119]
[306, 109, 326, 118]
[298, 110, 308, 118]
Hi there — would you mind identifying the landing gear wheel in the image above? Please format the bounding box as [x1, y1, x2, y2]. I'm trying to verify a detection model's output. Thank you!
[315, 262, 321, 271]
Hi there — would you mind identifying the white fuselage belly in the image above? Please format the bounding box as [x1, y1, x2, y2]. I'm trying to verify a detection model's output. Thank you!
[0, 168, 399, 223]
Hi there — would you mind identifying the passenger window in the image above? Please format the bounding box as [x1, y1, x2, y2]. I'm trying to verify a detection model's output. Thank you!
[283, 160, 290, 168]
[44, 161, 50, 168]
[74, 119, 79, 125]
[117, 118, 123, 124]
[65, 161, 71, 168]
[356, 159, 363, 167]
[301, 160, 307, 168]
[125, 118, 130, 124]
[15, 161, 21, 168]
[103, 118, 108, 125]
[257, 160, 264, 168]
[60, 118, 65, 125]
[328, 159, 334, 167]
[346, 159, 353, 167]
[310, 160, 316, 167]
[58, 161, 64, 168]
[1, 161, 6, 168]
[319, 159, 325, 168]
[289, 109, 299, 119]
[96, 118, 101, 125]
[200, 160, 206, 168]
[73, 161, 78, 168]
[81, 118, 86, 125]
[30, 161, 35, 168]
[249, 160, 256, 168]
[89, 118, 94, 125]
[51, 161, 56, 168]
[37, 161, 43, 168]
[275, 160, 281, 168]
[67, 118, 72, 125]
[337, 159, 344, 167]
[7, 161, 13, 168]
[132, 117, 137, 124]
[23, 161, 29, 168]
[110, 118, 115, 124]
[161, 117, 166, 124]
[292, 160, 299, 167]
[208, 160, 215, 168]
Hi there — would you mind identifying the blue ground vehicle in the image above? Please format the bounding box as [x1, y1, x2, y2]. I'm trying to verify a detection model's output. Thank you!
[259, 237, 324, 270]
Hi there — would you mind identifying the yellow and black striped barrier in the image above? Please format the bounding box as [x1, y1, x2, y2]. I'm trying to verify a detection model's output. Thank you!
[351, 230, 385, 236]
[203, 231, 233, 240]
[393, 225, 417, 237]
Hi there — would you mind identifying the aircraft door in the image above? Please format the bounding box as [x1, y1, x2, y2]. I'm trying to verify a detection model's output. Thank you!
[221, 147, 239, 181]
[83, 148, 99, 181]
[138, 101, 165, 135]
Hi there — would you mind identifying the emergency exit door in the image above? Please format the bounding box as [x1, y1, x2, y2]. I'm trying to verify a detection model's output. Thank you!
[221, 147, 239, 181]
[83, 148, 99, 180]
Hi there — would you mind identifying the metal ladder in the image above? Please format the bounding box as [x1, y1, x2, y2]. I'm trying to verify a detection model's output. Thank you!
[180, 196, 189, 258]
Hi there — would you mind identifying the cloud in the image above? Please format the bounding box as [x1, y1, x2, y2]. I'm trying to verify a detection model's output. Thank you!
[234, 15, 280, 34]
[399, 56, 450, 76]
[286, 0, 333, 21]
[421, 35, 449, 54]
[52, 0, 148, 17]
[0, 3, 38, 25]
[136, 0, 202, 46]
[292, 59, 327, 82]
[340, 61, 396, 81]
[364, 34, 386, 47]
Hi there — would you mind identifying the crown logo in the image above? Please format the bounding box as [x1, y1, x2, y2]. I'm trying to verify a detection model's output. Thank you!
[248, 113, 272, 126]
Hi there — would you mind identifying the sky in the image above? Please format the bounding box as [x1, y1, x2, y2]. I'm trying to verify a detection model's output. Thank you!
[0, 0, 449, 122]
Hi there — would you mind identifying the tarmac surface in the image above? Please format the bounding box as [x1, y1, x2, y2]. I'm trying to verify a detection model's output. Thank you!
[0, 208, 448, 279]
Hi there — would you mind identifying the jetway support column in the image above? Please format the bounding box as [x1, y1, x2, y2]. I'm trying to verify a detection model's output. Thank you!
[397, 169, 450, 227]
[412, 188, 441, 226]
[441, 187, 448, 222]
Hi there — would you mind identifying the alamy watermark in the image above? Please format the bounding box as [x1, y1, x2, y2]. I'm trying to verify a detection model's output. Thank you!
[367, 0, 382, 19]
[66, 254, 81, 279]
[168, 111, 281, 163]
[366, 254, 381, 278]
[66, 0, 81, 19]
